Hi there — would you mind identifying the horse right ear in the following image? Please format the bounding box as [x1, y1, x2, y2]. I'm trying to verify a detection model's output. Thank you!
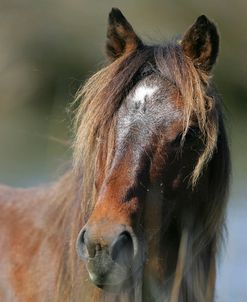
[181, 15, 219, 72]
[106, 8, 143, 61]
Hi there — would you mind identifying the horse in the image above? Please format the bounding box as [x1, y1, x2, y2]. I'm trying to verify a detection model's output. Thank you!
[0, 8, 230, 302]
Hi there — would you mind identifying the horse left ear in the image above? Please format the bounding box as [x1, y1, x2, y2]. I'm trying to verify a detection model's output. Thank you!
[181, 15, 219, 72]
[106, 8, 143, 61]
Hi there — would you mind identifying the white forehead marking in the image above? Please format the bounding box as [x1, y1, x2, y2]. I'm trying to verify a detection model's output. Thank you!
[133, 85, 158, 104]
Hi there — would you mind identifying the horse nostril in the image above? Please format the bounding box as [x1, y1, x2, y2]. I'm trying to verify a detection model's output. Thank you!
[110, 231, 134, 266]
[79, 229, 86, 245]
[77, 228, 97, 259]
[77, 228, 86, 259]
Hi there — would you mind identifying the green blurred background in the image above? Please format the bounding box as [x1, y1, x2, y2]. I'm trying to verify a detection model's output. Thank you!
[0, 1, 246, 301]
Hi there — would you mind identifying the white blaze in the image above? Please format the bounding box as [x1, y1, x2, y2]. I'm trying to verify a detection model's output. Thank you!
[133, 85, 158, 104]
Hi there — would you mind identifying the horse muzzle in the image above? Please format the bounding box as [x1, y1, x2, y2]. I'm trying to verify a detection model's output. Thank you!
[76, 222, 142, 291]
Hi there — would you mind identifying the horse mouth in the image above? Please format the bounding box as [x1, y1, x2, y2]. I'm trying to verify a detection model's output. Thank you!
[87, 262, 143, 292]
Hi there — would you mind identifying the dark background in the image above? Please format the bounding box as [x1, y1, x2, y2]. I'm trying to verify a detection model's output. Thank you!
[0, 1, 246, 300]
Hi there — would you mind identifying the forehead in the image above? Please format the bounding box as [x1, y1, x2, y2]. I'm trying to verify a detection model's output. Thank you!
[117, 74, 183, 134]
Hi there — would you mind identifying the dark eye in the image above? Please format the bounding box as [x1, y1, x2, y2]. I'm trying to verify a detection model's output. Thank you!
[185, 127, 200, 142]
[171, 127, 200, 147]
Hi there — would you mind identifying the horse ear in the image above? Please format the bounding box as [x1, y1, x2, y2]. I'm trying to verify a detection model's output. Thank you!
[106, 8, 143, 61]
[181, 15, 219, 72]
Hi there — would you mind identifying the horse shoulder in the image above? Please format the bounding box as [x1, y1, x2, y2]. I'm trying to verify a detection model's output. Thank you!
[0, 184, 59, 302]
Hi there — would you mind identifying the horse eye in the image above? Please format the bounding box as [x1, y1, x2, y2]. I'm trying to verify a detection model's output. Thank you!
[185, 127, 199, 142]
[172, 127, 199, 147]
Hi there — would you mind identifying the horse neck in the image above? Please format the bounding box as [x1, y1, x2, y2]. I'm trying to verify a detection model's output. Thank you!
[49, 171, 88, 302]
[42, 171, 81, 231]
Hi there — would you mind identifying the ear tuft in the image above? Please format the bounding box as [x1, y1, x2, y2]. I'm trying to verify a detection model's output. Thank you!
[106, 8, 143, 61]
[181, 15, 219, 72]
[109, 8, 127, 24]
[196, 14, 210, 25]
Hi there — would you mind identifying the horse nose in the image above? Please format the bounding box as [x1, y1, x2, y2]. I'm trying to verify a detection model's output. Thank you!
[76, 225, 135, 264]
[110, 231, 134, 266]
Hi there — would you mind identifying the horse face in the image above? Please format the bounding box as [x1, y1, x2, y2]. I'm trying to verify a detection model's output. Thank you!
[76, 8, 220, 292]
[76, 73, 196, 291]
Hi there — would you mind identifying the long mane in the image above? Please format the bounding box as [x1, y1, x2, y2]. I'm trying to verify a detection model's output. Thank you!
[56, 42, 230, 301]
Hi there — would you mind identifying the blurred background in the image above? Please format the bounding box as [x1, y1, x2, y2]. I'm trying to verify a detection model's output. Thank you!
[0, 0, 246, 300]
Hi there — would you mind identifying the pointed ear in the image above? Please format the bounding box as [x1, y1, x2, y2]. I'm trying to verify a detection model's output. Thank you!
[181, 15, 219, 72]
[106, 8, 143, 61]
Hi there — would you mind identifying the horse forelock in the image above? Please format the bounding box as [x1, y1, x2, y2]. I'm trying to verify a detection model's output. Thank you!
[73, 41, 220, 204]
